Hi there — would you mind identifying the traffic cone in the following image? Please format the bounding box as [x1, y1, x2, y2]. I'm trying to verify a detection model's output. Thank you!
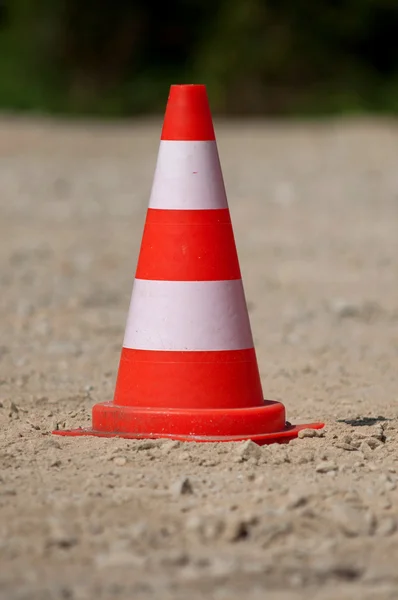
[53, 84, 324, 444]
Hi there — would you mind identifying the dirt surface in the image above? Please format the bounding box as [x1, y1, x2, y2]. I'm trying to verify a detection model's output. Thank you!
[1, 115, 398, 600]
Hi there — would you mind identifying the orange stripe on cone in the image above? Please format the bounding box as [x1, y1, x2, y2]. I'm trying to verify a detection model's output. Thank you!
[161, 84, 215, 141]
[136, 208, 241, 281]
[113, 348, 264, 409]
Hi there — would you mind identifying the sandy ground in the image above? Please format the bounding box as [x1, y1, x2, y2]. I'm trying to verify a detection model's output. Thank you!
[0, 115, 398, 600]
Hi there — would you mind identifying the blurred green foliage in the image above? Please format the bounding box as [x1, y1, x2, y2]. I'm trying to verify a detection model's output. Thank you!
[1, 0, 398, 116]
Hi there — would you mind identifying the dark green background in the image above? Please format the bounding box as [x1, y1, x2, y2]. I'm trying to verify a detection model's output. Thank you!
[1, 0, 398, 117]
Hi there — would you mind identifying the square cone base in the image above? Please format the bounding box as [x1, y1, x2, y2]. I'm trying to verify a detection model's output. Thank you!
[52, 399, 324, 445]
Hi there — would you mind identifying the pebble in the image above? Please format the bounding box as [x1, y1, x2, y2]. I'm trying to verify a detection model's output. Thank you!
[160, 440, 181, 454]
[136, 440, 161, 451]
[376, 517, 397, 537]
[315, 461, 338, 473]
[367, 436, 383, 449]
[367, 462, 378, 471]
[234, 440, 262, 463]
[48, 439, 61, 449]
[223, 517, 251, 542]
[296, 452, 314, 464]
[185, 515, 224, 541]
[170, 477, 193, 496]
[330, 299, 361, 319]
[47, 517, 78, 549]
[9, 402, 20, 418]
[331, 503, 374, 537]
[286, 493, 308, 509]
[298, 428, 318, 439]
[113, 456, 127, 466]
[330, 299, 382, 321]
[341, 434, 353, 443]
[381, 474, 397, 492]
[336, 442, 358, 451]
[371, 430, 385, 442]
[351, 432, 368, 441]
[353, 461, 365, 469]
[359, 441, 373, 459]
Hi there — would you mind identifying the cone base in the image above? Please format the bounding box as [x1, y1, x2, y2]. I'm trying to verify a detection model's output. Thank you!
[52, 399, 324, 445]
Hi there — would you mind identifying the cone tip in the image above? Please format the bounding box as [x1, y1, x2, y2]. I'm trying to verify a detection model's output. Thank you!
[161, 83, 215, 141]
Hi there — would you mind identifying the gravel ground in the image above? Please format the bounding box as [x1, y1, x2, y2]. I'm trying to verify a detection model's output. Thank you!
[0, 115, 398, 600]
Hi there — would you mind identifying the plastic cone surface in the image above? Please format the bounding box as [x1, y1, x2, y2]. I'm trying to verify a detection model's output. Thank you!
[54, 84, 324, 444]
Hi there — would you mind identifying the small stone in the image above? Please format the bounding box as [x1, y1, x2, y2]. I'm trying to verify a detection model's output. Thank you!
[359, 441, 373, 459]
[259, 520, 293, 547]
[9, 402, 19, 418]
[331, 300, 361, 319]
[136, 440, 160, 451]
[385, 480, 397, 492]
[371, 429, 385, 440]
[298, 428, 317, 438]
[330, 299, 382, 322]
[223, 517, 252, 542]
[235, 440, 262, 462]
[313, 555, 362, 580]
[113, 456, 127, 466]
[268, 450, 290, 465]
[331, 503, 373, 537]
[48, 439, 61, 449]
[50, 535, 78, 549]
[47, 518, 78, 549]
[170, 477, 193, 496]
[342, 435, 352, 444]
[352, 432, 368, 441]
[185, 515, 224, 541]
[343, 491, 362, 504]
[160, 440, 181, 454]
[287, 493, 308, 509]
[376, 517, 397, 537]
[336, 442, 358, 451]
[349, 440, 362, 449]
[295, 450, 314, 464]
[316, 461, 338, 473]
[367, 436, 383, 449]
[185, 514, 204, 533]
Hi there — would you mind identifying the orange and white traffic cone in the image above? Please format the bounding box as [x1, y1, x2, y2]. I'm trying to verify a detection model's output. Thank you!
[54, 84, 324, 444]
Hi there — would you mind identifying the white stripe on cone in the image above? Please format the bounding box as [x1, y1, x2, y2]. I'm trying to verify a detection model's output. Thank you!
[123, 279, 254, 351]
[149, 141, 228, 210]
